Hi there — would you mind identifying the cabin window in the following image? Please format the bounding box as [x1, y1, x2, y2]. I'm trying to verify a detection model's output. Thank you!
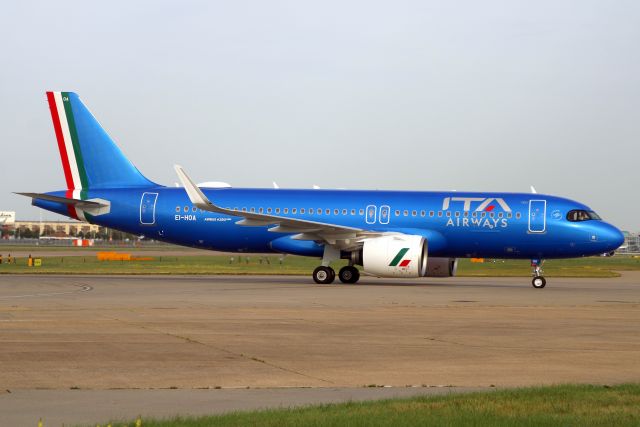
[567, 210, 601, 222]
[334, 209, 339, 215]
[259, 208, 264, 213]
[342, 209, 347, 215]
[498, 212, 503, 218]
[515, 212, 521, 219]
[395, 210, 400, 217]
[192, 207, 197, 212]
[183, 206, 189, 212]
[507, 212, 512, 219]
[267, 208, 272, 213]
[463, 211, 469, 217]
[275, 208, 280, 214]
[250, 207, 256, 213]
[242, 207, 247, 212]
[309, 208, 314, 214]
[351, 209, 356, 215]
[292, 208, 297, 214]
[326, 209, 331, 215]
[446, 211, 451, 217]
[317, 208, 322, 215]
[411, 210, 417, 217]
[438, 211, 443, 217]
[283, 208, 289, 214]
[233, 207, 239, 211]
[300, 208, 305, 214]
[175, 206, 180, 212]
[403, 210, 409, 216]
[490, 212, 495, 218]
[455, 211, 460, 217]
[359, 209, 364, 215]
[481, 212, 486, 217]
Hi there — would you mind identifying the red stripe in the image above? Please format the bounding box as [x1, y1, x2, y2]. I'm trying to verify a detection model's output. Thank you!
[65, 189, 78, 220]
[399, 259, 411, 267]
[46, 92, 74, 190]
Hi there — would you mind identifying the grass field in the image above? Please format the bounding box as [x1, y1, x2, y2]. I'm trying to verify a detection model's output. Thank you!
[1, 252, 639, 277]
[91, 384, 640, 427]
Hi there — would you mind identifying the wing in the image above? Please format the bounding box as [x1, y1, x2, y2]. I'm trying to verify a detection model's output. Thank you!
[174, 165, 382, 249]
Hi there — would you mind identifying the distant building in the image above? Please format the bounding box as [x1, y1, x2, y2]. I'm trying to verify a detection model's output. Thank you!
[0, 211, 15, 226]
[619, 231, 640, 254]
[13, 220, 105, 238]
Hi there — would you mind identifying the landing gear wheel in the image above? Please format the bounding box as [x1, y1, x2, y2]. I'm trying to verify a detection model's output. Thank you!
[313, 266, 335, 284]
[532, 276, 546, 289]
[338, 266, 360, 284]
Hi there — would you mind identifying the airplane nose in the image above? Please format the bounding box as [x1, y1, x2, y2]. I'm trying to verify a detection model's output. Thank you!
[600, 223, 625, 251]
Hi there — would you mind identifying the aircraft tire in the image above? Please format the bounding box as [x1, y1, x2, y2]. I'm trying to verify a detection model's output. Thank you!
[532, 276, 546, 289]
[313, 266, 335, 284]
[338, 266, 360, 284]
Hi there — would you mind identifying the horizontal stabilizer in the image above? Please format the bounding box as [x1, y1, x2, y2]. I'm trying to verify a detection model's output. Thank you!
[16, 192, 111, 216]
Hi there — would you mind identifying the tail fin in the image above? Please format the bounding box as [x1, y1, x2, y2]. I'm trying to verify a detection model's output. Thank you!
[46, 91, 156, 189]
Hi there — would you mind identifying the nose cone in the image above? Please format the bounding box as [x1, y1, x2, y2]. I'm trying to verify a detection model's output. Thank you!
[599, 223, 625, 252]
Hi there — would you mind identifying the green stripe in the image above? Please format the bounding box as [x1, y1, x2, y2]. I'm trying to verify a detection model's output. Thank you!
[389, 248, 409, 266]
[80, 188, 94, 223]
[62, 92, 89, 189]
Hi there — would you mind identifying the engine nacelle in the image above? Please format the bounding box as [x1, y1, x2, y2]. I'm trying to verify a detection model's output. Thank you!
[424, 257, 458, 277]
[362, 234, 427, 278]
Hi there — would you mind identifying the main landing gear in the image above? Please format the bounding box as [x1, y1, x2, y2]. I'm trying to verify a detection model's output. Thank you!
[312, 265, 360, 284]
[531, 259, 546, 289]
[312, 246, 360, 284]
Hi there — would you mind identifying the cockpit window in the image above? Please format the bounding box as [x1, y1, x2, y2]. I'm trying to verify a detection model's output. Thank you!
[567, 210, 601, 222]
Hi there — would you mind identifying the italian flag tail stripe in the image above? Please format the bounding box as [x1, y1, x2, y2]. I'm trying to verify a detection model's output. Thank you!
[46, 91, 88, 221]
[62, 94, 89, 189]
[46, 92, 74, 190]
[46, 92, 88, 191]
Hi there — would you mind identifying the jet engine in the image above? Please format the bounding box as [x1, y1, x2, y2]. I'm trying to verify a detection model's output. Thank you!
[424, 257, 458, 277]
[360, 234, 428, 278]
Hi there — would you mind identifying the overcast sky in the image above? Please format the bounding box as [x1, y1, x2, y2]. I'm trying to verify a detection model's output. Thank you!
[1, 1, 638, 230]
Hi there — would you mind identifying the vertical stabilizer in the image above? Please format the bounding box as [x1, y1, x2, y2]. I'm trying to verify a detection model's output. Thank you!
[46, 91, 155, 190]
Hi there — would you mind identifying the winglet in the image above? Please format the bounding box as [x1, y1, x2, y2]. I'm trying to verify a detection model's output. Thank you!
[174, 165, 211, 208]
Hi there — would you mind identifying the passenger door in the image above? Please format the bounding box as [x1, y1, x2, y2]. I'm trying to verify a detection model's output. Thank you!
[528, 200, 546, 233]
[140, 192, 159, 225]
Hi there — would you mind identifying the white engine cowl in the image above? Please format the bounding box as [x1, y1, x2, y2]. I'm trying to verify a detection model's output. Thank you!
[362, 234, 427, 278]
[424, 257, 458, 277]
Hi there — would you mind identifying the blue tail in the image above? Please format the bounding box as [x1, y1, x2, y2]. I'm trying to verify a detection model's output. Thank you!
[46, 91, 156, 189]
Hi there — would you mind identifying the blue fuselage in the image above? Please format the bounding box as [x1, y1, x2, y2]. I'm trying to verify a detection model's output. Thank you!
[34, 186, 624, 260]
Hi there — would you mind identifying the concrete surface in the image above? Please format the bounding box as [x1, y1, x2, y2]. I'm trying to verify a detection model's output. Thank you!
[0, 386, 488, 426]
[0, 273, 638, 425]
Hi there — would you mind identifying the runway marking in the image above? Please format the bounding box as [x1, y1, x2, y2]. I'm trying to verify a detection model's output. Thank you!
[0, 284, 93, 300]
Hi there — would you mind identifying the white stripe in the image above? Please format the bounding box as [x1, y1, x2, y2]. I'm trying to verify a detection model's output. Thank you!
[72, 189, 87, 222]
[53, 92, 82, 190]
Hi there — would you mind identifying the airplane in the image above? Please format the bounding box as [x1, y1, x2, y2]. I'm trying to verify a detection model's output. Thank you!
[18, 92, 625, 288]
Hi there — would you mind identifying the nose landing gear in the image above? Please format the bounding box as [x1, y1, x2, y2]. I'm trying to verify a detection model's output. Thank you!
[531, 259, 546, 288]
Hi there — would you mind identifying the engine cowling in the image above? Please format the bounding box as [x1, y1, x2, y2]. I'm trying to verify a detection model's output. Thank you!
[362, 234, 427, 278]
[424, 257, 458, 277]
